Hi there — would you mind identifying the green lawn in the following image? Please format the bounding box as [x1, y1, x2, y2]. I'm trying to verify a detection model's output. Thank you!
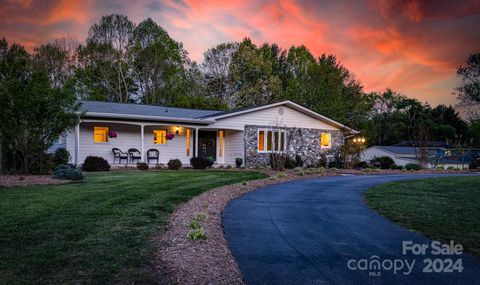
[0, 170, 266, 284]
[365, 176, 480, 256]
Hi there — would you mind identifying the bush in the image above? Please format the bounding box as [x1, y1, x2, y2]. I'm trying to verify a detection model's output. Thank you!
[137, 162, 149, 170]
[53, 148, 70, 166]
[390, 164, 403, 170]
[295, 155, 304, 167]
[355, 161, 369, 169]
[372, 156, 395, 169]
[187, 228, 207, 240]
[447, 166, 457, 170]
[225, 164, 233, 169]
[82, 156, 110, 172]
[31, 153, 55, 174]
[53, 164, 83, 181]
[190, 157, 210, 169]
[167, 159, 182, 170]
[235, 157, 243, 168]
[284, 156, 296, 169]
[405, 163, 422, 171]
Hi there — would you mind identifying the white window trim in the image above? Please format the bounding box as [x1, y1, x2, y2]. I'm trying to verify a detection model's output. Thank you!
[320, 132, 332, 149]
[257, 128, 287, 153]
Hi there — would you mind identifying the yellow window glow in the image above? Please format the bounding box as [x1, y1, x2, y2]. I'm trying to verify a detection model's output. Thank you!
[94, 127, 108, 143]
[266, 131, 273, 151]
[186, 128, 191, 156]
[219, 130, 224, 157]
[258, 131, 265, 151]
[153, 130, 167, 144]
[321, 133, 331, 148]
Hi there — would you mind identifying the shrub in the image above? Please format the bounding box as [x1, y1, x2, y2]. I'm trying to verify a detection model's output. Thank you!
[189, 219, 201, 230]
[390, 164, 403, 170]
[284, 156, 296, 169]
[167, 159, 182, 170]
[355, 161, 369, 169]
[318, 153, 328, 168]
[53, 148, 70, 166]
[82, 156, 110, 172]
[31, 153, 55, 175]
[190, 157, 210, 169]
[295, 155, 304, 167]
[447, 166, 457, 170]
[195, 212, 208, 221]
[275, 172, 288, 179]
[372, 156, 395, 169]
[187, 228, 207, 240]
[235, 157, 243, 168]
[207, 156, 215, 167]
[53, 165, 83, 181]
[405, 163, 422, 171]
[225, 164, 233, 169]
[137, 162, 149, 170]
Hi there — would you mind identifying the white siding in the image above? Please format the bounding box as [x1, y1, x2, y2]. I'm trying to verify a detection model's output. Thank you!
[67, 122, 192, 165]
[210, 105, 340, 130]
[223, 130, 244, 165]
[362, 147, 417, 166]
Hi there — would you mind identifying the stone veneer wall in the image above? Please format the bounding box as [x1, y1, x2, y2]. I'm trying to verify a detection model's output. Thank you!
[244, 125, 344, 167]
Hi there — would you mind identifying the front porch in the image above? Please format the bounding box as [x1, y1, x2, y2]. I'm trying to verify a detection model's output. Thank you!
[67, 120, 244, 167]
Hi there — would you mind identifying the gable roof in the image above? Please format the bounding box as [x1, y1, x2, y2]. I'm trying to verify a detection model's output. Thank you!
[371, 146, 417, 156]
[201, 100, 357, 132]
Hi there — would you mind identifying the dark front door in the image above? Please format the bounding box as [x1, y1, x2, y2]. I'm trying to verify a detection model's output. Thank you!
[198, 131, 216, 161]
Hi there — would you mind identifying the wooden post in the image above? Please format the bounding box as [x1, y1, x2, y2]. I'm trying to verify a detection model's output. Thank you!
[195, 128, 199, 157]
[75, 123, 80, 165]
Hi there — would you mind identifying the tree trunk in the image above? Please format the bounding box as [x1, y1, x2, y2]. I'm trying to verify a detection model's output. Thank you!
[0, 139, 3, 175]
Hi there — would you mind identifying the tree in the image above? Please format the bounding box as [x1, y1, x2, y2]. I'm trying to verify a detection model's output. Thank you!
[201, 42, 238, 108]
[76, 14, 135, 102]
[456, 53, 480, 103]
[0, 39, 80, 174]
[132, 18, 190, 105]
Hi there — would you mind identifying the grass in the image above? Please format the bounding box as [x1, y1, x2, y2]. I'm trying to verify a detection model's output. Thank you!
[0, 170, 266, 284]
[365, 176, 480, 256]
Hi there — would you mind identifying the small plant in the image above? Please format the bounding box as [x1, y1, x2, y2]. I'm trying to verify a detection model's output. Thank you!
[166, 133, 175, 140]
[189, 219, 201, 230]
[240, 165, 246, 169]
[137, 162, 149, 170]
[190, 157, 210, 169]
[284, 156, 296, 169]
[295, 155, 304, 167]
[107, 130, 117, 138]
[225, 164, 233, 169]
[305, 168, 316, 175]
[296, 170, 305, 176]
[53, 165, 83, 181]
[242, 181, 249, 185]
[390, 164, 403, 170]
[405, 163, 422, 171]
[355, 161, 369, 169]
[447, 166, 457, 170]
[218, 165, 224, 169]
[235, 157, 243, 168]
[371, 156, 395, 169]
[275, 172, 288, 179]
[167, 159, 182, 170]
[195, 212, 208, 221]
[187, 228, 207, 240]
[53, 148, 70, 166]
[83, 156, 110, 172]
[207, 156, 215, 167]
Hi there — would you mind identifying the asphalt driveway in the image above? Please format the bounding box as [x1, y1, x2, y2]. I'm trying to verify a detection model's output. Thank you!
[223, 174, 480, 285]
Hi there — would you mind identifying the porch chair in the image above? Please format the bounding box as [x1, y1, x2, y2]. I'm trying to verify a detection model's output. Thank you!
[147, 149, 160, 165]
[128, 148, 142, 164]
[112, 148, 128, 165]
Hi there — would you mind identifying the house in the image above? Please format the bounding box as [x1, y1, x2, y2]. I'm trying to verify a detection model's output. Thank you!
[55, 100, 356, 168]
[361, 146, 470, 169]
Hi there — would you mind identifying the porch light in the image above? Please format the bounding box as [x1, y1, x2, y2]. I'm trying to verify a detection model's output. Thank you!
[176, 126, 180, 134]
[353, 137, 366, 144]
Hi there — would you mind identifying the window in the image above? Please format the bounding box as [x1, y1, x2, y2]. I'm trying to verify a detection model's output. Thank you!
[153, 130, 167, 144]
[258, 129, 286, 153]
[320, 133, 331, 148]
[186, 128, 191, 156]
[219, 130, 224, 157]
[94, 127, 108, 143]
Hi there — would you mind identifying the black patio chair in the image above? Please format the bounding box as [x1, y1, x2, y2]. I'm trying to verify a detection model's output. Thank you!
[112, 148, 128, 165]
[147, 149, 159, 165]
[128, 148, 142, 164]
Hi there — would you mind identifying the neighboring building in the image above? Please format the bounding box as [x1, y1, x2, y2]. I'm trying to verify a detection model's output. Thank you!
[57, 100, 357, 167]
[361, 146, 471, 169]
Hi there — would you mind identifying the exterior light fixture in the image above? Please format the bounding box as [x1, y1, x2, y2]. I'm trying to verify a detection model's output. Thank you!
[176, 126, 180, 134]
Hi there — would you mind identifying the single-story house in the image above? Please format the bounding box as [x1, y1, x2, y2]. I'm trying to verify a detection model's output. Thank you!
[361, 146, 470, 169]
[55, 100, 357, 168]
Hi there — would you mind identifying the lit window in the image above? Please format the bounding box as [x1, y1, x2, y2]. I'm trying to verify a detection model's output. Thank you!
[219, 130, 224, 157]
[258, 129, 286, 153]
[94, 127, 108, 143]
[258, 131, 265, 151]
[320, 133, 331, 148]
[186, 129, 191, 156]
[153, 130, 167, 144]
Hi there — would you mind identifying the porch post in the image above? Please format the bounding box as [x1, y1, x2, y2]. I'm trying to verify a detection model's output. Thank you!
[141, 125, 145, 162]
[75, 122, 80, 165]
[195, 127, 199, 157]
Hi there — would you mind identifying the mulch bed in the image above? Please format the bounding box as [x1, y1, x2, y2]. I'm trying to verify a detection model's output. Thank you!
[152, 168, 476, 285]
[0, 175, 70, 187]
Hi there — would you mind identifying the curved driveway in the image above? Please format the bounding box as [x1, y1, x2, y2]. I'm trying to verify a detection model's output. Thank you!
[223, 174, 480, 285]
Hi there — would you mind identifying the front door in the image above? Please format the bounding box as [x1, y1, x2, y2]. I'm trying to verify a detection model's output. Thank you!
[198, 131, 216, 161]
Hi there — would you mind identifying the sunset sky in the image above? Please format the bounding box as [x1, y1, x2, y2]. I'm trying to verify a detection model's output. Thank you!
[1, 0, 479, 105]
